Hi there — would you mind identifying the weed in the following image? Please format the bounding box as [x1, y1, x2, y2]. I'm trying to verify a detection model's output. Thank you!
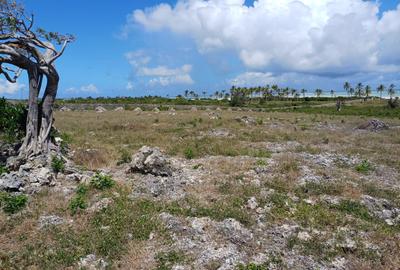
[90, 173, 115, 190]
[356, 160, 373, 174]
[184, 147, 195, 160]
[0, 165, 9, 175]
[51, 156, 65, 174]
[69, 195, 87, 215]
[256, 159, 267, 166]
[0, 193, 28, 214]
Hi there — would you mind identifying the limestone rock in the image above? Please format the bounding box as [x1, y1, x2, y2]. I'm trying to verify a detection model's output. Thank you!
[38, 215, 65, 229]
[357, 119, 389, 131]
[0, 172, 24, 191]
[95, 106, 107, 113]
[78, 254, 108, 270]
[127, 146, 173, 177]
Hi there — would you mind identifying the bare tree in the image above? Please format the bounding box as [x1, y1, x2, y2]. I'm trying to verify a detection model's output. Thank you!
[0, 0, 73, 164]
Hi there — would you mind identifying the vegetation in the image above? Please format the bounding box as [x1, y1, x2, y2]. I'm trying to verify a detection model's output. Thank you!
[0, 98, 27, 143]
[51, 156, 65, 174]
[90, 173, 115, 190]
[0, 192, 28, 214]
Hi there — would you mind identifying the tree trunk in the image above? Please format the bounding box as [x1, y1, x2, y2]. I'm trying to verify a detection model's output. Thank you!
[18, 66, 41, 158]
[37, 68, 59, 153]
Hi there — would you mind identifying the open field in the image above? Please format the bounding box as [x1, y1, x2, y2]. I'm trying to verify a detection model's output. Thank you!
[1, 108, 400, 269]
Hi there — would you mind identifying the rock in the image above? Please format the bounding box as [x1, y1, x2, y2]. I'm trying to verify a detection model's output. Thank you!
[153, 107, 160, 113]
[219, 218, 253, 245]
[60, 106, 71, 112]
[38, 215, 65, 229]
[33, 167, 54, 185]
[134, 107, 143, 113]
[297, 231, 312, 241]
[127, 146, 174, 177]
[88, 198, 113, 213]
[95, 106, 107, 113]
[191, 106, 198, 112]
[357, 119, 389, 131]
[207, 129, 232, 138]
[235, 116, 257, 125]
[169, 107, 176, 112]
[216, 107, 222, 111]
[361, 195, 400, 225]
[246, 197, 258, 210]
[0, 172, 24, 191]
[114, 106, 124, 111]
[78, 254, 108, 270]
[208, 112, 221, 120]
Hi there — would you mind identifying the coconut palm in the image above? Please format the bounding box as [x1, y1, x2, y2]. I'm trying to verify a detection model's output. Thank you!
[388, 84, 396, 98]
[365, 85, 372, 98]
[355, 83, 364, 98]
[376, 85, 385, 99]
[330, 90, 335, 98]
[301, 89, 307, 98]
[315, 89, 323, 98]
[344, 82, 351, 97]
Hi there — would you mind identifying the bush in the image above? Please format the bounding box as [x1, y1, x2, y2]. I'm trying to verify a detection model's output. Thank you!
[0, 98, 27, 143]
[69, 195, 87, 215]
[51, 156, 65, 174]
[0, 193, 28, 214]
[90, 173, 115, 190]
[356, 160, 373, 174]
[0, 165, 9, 175]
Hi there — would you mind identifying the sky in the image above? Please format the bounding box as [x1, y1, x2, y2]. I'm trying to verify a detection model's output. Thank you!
[1, 0, 400, 98]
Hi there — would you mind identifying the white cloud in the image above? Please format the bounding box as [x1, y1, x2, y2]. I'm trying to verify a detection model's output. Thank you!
[126, 81, 134, 90]
[66, 84, 99, 94]
[0, 78, 25, 95]
[125, 51, 194, 86]
[128, 0, 400, 75]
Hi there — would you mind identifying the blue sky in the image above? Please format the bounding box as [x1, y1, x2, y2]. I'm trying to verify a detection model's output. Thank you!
[1, 0, 400, 98]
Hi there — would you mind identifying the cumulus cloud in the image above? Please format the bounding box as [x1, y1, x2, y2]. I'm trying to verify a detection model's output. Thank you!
[128, 0, 400, 76]
[125, 51, 194, 86]
[66, 84, 99, 94]
[0, 78, 25, 95]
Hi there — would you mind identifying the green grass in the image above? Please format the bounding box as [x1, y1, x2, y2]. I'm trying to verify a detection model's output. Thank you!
[281, 103, 400, 118]
[90, 173, 115, 190]
[155, 250, 186, 270]
[2, 187, 164, 269]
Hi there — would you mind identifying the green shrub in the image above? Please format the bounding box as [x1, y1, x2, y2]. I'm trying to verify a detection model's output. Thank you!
[184, 147, 195, 160]
[0, 193, 28, 214]
[90, 173, 115, 190]
[51, 156, 65, 174]
[356, 160, 373, 174]
[0, 98, 27, 143]
[69, 195, 87, 215]
[0, 165, 9, 175]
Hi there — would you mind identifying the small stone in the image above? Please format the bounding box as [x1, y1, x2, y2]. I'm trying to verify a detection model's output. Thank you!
[38, 215, 65, 229]
[0, 172, 24, 191]
[246, 197, 258, 210]
[78, 254, 108, 270]
[297, 231, 312, 241]
[88, 198, 113, 213]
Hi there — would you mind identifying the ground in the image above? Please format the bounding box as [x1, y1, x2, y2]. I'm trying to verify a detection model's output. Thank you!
[1, 102, 400, 269]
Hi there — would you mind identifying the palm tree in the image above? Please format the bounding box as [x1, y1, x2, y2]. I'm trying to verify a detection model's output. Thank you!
[355, 83, 364, 98]
[365, 85, 372, 98]
[315, 89, 323, 98]
[344, 82, 351, 97]
[202, 91, 207, 99]
[388, 84, 396, 98]
[301, 89, 307, 98]
[184, 90, 189, 99]
[377, 84, 385, 99]
[349, 87, 355, 97]
[330, 89, 335, 98]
